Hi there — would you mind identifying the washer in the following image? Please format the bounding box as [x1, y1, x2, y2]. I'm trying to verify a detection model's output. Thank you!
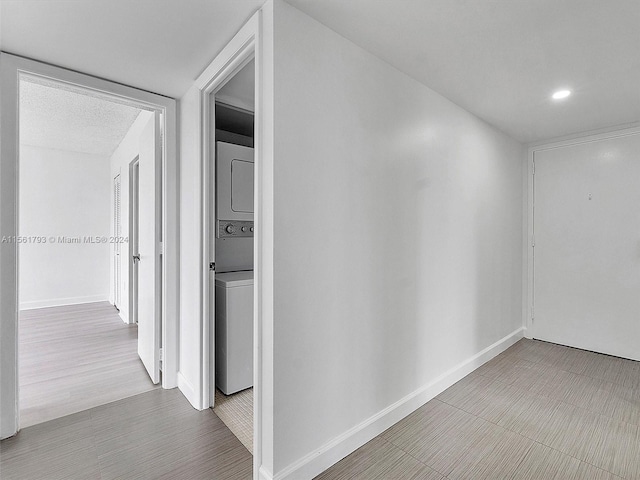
[215, 271, 253, 395]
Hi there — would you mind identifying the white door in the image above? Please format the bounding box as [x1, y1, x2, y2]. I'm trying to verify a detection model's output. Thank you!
[137, 112, 162, 383]
[533, 133, 640, 361]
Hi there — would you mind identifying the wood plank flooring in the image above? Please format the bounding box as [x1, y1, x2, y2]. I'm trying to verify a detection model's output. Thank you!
[0, 388, 253, 480]
[316, 339, 640, 480]
[19, 301, 158, 427]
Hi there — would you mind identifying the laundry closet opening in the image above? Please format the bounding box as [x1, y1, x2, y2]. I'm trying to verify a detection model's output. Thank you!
[210, 58, 256, 454]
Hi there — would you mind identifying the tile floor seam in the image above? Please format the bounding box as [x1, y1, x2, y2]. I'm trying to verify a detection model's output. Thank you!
[385, 400, 538, 480]
[471, 370, 638, 479]
[436, 394, 527, 433]
[434, 377, 639, 479]
[474, 370, 640, 430]
[505, 440, 537, 479]
[465, 391, 631, 479]
[380, 434, 450, 479]
[527, 438, 626, 480]
[509, 341, 640, 387]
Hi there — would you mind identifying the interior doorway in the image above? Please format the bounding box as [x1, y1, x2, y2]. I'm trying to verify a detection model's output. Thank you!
[0, 53, 178, 440]
[210, 59, 256, 453]
[209, 59, 256, 454]
[16, 76, 163, 427]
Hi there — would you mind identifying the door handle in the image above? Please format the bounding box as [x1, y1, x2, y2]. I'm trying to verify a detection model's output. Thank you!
[133, 254, 140, 263]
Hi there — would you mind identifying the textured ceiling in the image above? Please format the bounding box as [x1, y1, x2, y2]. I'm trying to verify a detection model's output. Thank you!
[20, 79, 142, 156]
[287, 0, 640, 143]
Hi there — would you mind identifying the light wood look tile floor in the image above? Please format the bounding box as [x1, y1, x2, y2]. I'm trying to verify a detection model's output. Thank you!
[0, 388, 253, 480]
[19, 301, 158, 427]
[4, 338, 639, 479]
[214, 388, 253, 454]
[316, 339, 640, 480]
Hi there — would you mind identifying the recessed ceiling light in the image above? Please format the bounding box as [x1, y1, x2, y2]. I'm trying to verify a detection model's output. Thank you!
[552, 89, 571, 100]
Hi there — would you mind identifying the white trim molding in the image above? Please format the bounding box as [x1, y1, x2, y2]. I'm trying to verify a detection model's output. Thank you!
[0, 52, 179, 439]
[273, 328, 524, 480]
[196, 11, 258, 414]
[258, 466, 274, 480]
[19, 295, 109, 311]
[177, 372, 199, 409]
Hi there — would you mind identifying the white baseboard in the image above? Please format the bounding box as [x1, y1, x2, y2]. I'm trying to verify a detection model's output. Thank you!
[259, 466, 274, 480]
[177, 372, 203, 411]
[118, 310, 130, 324]
[19, 295, 109, 310]
[275, 327, 525, 480]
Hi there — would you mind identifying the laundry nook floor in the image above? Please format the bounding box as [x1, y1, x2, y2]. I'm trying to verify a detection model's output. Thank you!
[214, 387, 254, 454]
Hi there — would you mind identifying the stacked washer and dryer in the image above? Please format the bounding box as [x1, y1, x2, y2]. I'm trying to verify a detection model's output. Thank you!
[215, 139, 254, 395]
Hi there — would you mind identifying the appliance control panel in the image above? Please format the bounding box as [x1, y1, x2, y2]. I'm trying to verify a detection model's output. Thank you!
[218, 220, 254, 238]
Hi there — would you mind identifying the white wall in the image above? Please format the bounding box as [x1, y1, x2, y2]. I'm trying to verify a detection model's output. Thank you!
[19, 145, 110, 309]
[108, 110, 153, 323]
[270, 0, 525, 474]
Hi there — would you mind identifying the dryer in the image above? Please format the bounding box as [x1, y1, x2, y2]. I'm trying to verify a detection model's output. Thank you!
[216, 141, 254, 239]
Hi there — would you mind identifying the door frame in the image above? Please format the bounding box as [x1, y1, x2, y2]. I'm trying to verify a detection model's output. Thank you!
[0, 52, 179, 439]
[524, 124, 640, 339]
[193, 8, 274, 480]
